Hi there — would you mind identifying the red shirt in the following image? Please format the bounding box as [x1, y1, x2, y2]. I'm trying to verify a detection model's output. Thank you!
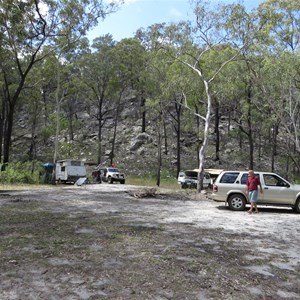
[247, 176, 261, 191]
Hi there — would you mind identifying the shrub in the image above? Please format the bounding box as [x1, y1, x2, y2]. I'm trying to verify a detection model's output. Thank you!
[0, 162, 42, 184]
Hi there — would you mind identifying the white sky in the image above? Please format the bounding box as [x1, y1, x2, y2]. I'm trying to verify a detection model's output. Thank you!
[88, 0, 264, 42]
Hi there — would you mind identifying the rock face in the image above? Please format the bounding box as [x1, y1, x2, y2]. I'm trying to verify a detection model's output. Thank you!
[11, 94, 273, 178]
[129, 133, 152, 152]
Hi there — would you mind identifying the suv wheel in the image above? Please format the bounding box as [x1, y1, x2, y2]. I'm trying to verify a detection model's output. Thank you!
[293, 198, 300, 213]
[108, 177, 113, 184]
[228, 194, 246, 211]
[181, 183, 187, 189]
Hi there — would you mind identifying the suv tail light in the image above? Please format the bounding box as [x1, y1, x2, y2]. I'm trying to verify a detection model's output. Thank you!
[213, 184, 218, 192]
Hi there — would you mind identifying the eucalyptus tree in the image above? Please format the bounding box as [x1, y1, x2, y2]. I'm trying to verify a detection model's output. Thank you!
[147, 52, 180, 180]
[161, 64, 184, 176]
[257, 0, 300, 172]
[37, 51, 79, 160]
[259, 53, 300, 173]
[202, 58, 243, 163]
[0, 0, 119, 163]
[36, 52, 62, 143]
[61, 76, 83, 143]
[136, 24, 173, 182]
[77, 34, 116, 164]
[145, 91, 166, 186]
[163, 61, 202, 177]
[222, 52, 270, 170]
[161, 1, 261, 191]
[133, 44, 169, 184]
[108, 38, 148, 166]
[22, 69, 45, 163]
[114, 38, 149, 131]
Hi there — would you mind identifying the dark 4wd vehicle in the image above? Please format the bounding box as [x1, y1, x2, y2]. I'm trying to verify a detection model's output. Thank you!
[212, 171, 300, 212]
[99, 167, 125, 184]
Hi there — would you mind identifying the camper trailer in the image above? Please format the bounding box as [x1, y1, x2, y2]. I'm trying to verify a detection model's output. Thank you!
[55, 160, 86, 183]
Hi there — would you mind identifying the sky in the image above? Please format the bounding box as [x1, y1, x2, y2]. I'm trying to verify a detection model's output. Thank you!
[88, 0, 264, 42]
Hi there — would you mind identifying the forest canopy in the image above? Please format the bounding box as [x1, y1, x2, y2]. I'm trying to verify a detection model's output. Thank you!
[0, 0, 300, 184]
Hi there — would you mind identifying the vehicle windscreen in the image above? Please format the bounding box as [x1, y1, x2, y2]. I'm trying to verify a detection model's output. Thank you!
[185, 171, 198, 178]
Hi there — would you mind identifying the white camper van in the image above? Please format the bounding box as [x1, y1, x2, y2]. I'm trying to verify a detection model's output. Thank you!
[55, 160, 86, 183]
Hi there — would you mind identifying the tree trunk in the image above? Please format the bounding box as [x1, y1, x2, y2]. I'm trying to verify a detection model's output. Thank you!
[176, 102, 181, 178]
[246, 85, 254, 170]
[96, 94, 104, 165]
[3, 104, 14, 163]
[213, 96, 220, 162]
[97, 119, 102, 165]
[156, 127, 162, 187]
[53, 63, 61, 165]
[68, 109, 74, 141]
[141, 94, 146, 133]
[110, 92, 123, 166]
[271, 123, 279, 172]
[29, 104, 38, 173]
[0, 97, 4, 161]
[197, 81, 212, 192]
[163, 118, 168, 155]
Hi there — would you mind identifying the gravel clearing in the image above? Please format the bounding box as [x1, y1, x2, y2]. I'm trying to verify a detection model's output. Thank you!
[0, 183, 299, 299]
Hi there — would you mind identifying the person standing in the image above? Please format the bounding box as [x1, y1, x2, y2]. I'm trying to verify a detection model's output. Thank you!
[246, 170, 263, 213]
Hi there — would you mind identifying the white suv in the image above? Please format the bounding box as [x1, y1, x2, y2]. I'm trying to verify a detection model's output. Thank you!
[99, 167, 125, 184]
[212, 171, 300, 212]
[178, 170, 211, 189]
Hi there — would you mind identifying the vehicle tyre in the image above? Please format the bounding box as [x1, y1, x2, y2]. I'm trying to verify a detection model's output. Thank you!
[181, 184, 187, 189]
[228, 194, 246, 211]
[293, 198, 300, 213]
[108, 177, 113, 184]
[120, 180, 125, 184]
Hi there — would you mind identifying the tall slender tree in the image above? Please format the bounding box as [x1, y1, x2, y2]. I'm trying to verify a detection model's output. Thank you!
[0, 0, 119, 163]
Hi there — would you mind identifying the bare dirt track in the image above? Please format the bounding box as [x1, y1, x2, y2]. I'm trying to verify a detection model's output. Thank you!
[0, 184, 300, 300]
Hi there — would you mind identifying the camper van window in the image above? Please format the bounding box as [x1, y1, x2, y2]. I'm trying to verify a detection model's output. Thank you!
[61, 166, 65, 171]
[71, 161, 81, 166]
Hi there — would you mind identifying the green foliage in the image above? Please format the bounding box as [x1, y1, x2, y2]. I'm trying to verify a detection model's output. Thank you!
[126, 168, 180, 190]
[39, 113, 70, 143]
[127, 175, 180, 190]
[126, 175, 156, 186]
[40, 127, 53, 143]
[0, 162, 42, 184]
[59, 141, 78, 158]
[1, 0, 300, 179]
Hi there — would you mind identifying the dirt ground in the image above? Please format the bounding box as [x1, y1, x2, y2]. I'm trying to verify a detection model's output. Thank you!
[0, 183, 300, 300]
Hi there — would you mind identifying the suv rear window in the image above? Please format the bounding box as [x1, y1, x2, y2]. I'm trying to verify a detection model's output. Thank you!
[219, 172, 239, 184]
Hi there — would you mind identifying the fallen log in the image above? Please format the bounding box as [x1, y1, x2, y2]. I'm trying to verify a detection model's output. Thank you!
[127, 188, 157, 199]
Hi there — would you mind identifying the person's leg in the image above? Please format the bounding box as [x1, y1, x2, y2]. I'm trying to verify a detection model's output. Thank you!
[248, 191, 254, 213]
[252, 190, 259, 213]
[254, 202, 258, 212]
[248, 203, 254, 213]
